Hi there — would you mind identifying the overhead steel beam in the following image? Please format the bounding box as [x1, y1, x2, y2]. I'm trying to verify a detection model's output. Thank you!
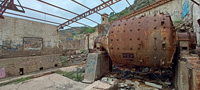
[59, 0, 122, 29]
[37, 0, 99, 24]
[5, 11, 81, 31]
[0, 0, 25, 19]
[71, 0, 101, 15]
[191, 0, 200, 6]
[100, 0, 120, 18]
[0, 0, 9, 18]
[14, 4, 92, 27]
[5, 12, 60, 25]
[125, 0, 134, 10]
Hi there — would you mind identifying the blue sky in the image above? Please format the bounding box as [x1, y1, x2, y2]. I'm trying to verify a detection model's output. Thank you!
[4, 0, 135, 29]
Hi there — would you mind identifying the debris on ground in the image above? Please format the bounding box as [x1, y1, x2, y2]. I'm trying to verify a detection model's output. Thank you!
[104, 66, 174, 90]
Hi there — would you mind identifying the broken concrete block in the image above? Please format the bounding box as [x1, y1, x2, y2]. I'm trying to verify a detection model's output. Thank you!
[83, 53, 110, 83]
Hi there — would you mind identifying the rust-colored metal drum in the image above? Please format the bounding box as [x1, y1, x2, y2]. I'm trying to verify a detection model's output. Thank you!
[101, 14, 177, 68]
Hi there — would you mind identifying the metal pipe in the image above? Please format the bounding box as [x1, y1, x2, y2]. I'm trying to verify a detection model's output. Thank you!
[37, 0, 99, 24]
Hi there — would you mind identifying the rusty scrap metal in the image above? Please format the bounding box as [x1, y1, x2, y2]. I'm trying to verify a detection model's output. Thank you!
[177, 31, 197, 49]
[100, 14, 176, 68]
[119, 0, 172, 20]
[58, 0, 122, 29]
[0, 0, 25, 19]
[37, 0, 99, 25]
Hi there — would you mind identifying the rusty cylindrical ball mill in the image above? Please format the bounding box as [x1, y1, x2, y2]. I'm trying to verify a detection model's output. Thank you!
[98, 14, 177, 68]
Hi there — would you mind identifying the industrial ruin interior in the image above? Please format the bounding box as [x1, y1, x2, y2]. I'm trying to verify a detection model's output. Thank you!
[0, 0, 200, 90]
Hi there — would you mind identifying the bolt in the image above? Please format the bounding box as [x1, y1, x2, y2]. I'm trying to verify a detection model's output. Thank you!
[154, 57, 157, 59]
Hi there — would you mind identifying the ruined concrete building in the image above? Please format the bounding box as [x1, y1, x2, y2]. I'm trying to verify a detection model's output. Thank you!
[0, 16, 61, 77]
[0, 0, 200, 90]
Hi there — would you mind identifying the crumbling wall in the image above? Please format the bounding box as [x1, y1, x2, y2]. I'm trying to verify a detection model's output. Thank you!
[175, 55, 200, 90]
[85, 30, 98, 50]
[0, 54, 61, 78]
[0, 16, 61, 58]
[61, 40, 85, 50]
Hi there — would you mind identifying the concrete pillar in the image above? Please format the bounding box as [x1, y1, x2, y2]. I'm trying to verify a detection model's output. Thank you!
[83, 52, 110, 83]
[175, 60, 189, 90]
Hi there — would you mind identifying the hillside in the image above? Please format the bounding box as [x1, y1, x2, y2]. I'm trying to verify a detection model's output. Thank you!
[109, 0, 156, 22]
[59, 27, 96, 41]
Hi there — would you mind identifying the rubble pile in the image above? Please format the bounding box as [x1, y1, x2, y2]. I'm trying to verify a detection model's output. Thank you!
[62, 49, 88, 65]
[104, 66, 174, 90]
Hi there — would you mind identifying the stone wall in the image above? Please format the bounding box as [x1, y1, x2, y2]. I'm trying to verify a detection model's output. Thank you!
[0, 16, 61, 58]
[0, 54, 61, 78]
[61, 39, 85, 50]
[86, 30, 99, 50]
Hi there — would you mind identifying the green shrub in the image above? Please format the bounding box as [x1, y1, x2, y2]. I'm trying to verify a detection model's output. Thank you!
[13, 77, 31, 84]
[60, 56, 67, 66]
[80, 49, 88, 54]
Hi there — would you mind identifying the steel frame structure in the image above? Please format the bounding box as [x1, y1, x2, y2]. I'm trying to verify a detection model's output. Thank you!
[0, 0, 144, 31]
[0, 0, 25, 18]
[100, 0, 120, 18]
[71, 0, 102, 16]
[58, 0, 122, 29]
[37, 0, 99, 25]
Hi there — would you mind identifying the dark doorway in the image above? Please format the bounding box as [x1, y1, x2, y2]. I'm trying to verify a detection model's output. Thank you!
[39, 67, 43, 71]
[19, 68, 24, 75]
[55, 64, 58, 67]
